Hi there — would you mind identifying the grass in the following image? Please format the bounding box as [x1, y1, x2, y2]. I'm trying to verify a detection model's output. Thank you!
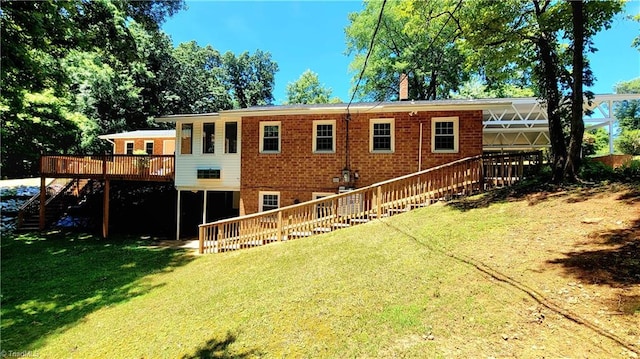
[1, 182, 638, 358]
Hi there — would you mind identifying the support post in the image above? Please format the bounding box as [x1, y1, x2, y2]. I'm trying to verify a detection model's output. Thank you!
[202, 190, 208, 224]
[608, 119, 614, 155]
[102, 179, 110, 238]
[176, 190, 181, 241]
[277, 211, 283, 241]
[39, 176, 46, 230]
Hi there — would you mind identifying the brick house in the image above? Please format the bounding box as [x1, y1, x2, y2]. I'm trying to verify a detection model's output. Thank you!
[157, 99, 513, 238]
[99, 130, 176, 155]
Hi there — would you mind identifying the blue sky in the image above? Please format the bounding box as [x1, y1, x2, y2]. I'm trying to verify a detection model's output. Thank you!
[162, 1, 640, 105]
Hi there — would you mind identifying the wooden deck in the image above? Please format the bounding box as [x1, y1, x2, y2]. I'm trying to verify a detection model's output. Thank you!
[40, 155, 174, 181]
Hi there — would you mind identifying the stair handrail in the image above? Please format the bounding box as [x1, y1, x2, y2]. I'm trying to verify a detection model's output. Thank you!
[17, 178, 74, 228]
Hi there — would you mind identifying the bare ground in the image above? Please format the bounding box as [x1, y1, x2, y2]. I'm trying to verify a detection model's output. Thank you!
[446, 182, 640, 358]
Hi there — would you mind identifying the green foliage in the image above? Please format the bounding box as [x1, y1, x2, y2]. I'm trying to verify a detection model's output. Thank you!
[582, 128, 609, 156]
[451, 76, 534, 99]
[579, 159, 615, 182]
[221, 50, 279, 108]
[615, 129, 640, 155]
[614, 77, 640, 131]
[285, 70, 341, 104]
[345, 0, 468, 101]
[617, 159, 640, 180]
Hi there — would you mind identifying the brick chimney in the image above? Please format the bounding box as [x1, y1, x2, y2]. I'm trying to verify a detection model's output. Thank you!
[399, 73, 409, 101]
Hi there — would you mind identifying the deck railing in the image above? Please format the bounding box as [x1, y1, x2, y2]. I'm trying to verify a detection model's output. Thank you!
[199, 151, 542, 254]
[40, 154, 175, 181]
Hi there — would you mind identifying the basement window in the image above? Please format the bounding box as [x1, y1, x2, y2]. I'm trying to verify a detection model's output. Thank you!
[432, 117, 459, 153]
[197, 169, 221, 179]
[259, 192, 280, 211]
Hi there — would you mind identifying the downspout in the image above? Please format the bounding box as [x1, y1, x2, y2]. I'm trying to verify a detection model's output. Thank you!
[418, 122, 423, 171]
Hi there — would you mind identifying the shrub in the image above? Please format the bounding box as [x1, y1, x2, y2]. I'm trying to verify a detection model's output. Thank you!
[615, 159, 640, 181]
[579, 159, 615, 182]
[615, 129, 640, 155]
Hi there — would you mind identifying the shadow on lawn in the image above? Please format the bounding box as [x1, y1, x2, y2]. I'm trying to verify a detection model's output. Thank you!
[0, 231, 194, 351]
[181, 332, 261, 359]
[448, 180, 639, 212]
[547, 217, 640, 289]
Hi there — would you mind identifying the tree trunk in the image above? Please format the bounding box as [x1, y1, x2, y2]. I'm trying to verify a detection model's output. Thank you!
[565, 0, 585, 181]
[534, 1, 567, 183]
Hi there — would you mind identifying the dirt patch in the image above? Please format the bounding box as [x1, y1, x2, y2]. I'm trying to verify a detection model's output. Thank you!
[452, 183, 640, 357]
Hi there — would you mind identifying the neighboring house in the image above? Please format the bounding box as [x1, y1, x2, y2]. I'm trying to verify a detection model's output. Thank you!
[98, 130, 176, 155]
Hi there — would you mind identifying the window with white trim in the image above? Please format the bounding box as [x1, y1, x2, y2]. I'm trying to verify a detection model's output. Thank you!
[203, 123, 215, 154]
[260, 121, 281, 153]
[180, 123, 193, 155]
[369, 118, 395, 152]
[313, 120, 336, 153]
[125, 141, 134, 155]
[144, 141, 154, 155]
[431, 117, 459, 153]
[259, 191, 280, 212]
[224, 122, 237, 154]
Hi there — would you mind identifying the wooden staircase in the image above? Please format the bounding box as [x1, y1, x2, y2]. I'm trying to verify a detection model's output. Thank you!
[17, 179, 98, 231]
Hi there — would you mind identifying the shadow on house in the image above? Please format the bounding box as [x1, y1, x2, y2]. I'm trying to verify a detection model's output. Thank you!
[181, 332, 261, 359]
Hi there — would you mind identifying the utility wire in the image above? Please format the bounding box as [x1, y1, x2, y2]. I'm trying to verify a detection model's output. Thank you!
[346, 0, 387, 113]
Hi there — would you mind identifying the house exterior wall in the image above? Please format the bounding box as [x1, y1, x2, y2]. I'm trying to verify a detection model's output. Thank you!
[113, 138, 174, 155]
[239, 110, 482, 215]
[173, 116, 241, 191]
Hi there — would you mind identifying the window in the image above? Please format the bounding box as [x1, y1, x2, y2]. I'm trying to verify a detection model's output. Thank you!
[432, 117, 459, 153]
[203, 123, 215, 154]
[259, 192, 280, 212]
[260, 121, 281, 153]
[125, 141, 134, 155]
[181, 123, 193, 155]
[369, 118, 395, 152]
[313, 192, 335, 218]
[313, 120, 335, 153]
[197, 168, 221, 179]
[225, 122, 237, 154]
[144, 141, 154, 155]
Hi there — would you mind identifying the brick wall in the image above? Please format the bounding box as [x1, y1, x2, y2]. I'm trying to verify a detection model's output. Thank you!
[240, 110, 482, 214]
[113, 138, 173, 155]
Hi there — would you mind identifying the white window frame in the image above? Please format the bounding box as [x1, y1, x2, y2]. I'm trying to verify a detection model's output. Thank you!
[202, 122, 216, 154]
[224, 121, 238, 154]
[144, 140, 154, 155]
[369, 118, 395, 153]
[431, 116, 459, 153]
[180, 123, 193, 155]
[312, 120, 336, 153]
[260, 121, 281, 153]
[259, 191, 280, 212]
[125, 141, 134, 155]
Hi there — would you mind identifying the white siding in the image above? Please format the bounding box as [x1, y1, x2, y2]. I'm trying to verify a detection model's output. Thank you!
[173, 115, 241, 191]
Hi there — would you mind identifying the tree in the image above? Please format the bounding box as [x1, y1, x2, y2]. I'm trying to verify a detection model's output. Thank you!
[0, 0, 185, 177]
[459, 0, 623, 182]
[345, 0, 468, 101]
[163, 41, 233, 114]
[614, 78, 640, 131]
[222, 50, 279, 108]
[284, 70, 342, 104]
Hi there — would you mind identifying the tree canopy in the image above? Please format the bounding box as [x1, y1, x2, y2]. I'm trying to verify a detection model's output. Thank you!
[1, 1, 278, 178]
[284, 70, 342, 104]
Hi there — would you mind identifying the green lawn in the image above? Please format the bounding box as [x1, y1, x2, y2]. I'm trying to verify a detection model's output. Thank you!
[2, 183, 638, 358]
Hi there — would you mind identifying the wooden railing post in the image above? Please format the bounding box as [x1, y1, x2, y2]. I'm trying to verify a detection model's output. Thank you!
[199, 225, 205, 254]
[376, 186, 382, 217]
[277, 211, 283, 241]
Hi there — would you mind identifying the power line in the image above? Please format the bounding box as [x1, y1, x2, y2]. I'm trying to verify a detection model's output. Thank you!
[346, 0, 387, 113]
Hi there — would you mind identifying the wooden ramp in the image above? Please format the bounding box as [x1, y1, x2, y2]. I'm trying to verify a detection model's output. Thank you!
[199, 151, 542, 254]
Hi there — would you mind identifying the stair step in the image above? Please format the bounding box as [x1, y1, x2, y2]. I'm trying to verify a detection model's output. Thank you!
[289, 231, 314, 238]
[331, 223, 350, 229]
[312, 227, 332, 234]
[387, 208, 408, 215]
